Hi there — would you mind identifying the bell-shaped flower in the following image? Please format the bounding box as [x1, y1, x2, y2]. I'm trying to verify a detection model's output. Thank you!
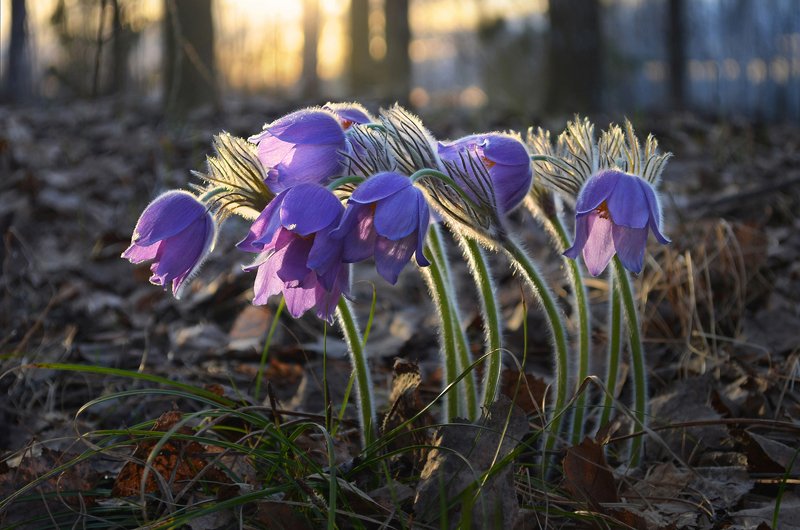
[564, 169, 669, 276]
[122, 190, 216, 298]
[237, 184, 348, 322]
[323, 102, 375, 129]
[438, 132, 532, 214]
[333, 172, 431, 284]
[248, 108, 347, 194]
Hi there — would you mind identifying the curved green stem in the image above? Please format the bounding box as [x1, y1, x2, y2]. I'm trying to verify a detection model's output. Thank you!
[408, 168, 483, 213]
[335, 298, 376, 448]
[326, 175, 366, 191]
[420, 261, 461, 421]
[501, 236, 570, 452]
[427, 225, 478, 420]
[525, 196, 591, 444]
[458, 235, 503, 408]
[611, 256, 647, 466]
[600, 274, 623, 428]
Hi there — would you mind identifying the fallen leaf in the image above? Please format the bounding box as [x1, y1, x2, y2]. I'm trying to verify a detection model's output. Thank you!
[562, 437, 619, 509]
[413, 395, 528, 529]
[112, 410, 229, 497]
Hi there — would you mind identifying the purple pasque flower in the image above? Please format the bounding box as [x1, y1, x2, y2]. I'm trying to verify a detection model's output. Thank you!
[237, 183, 348, 322]
[122, 190, 216, 298]
[323, 102, 374, 129]
[438, 133, 532, 214]
[333, 172, 431, 284]
[248, 108, 347, 194]
[564, 169, 669, 276]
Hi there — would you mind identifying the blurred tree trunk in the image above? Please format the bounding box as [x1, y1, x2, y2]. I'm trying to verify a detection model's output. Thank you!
[667, 0, 686, 109]
[349, 0, 374, 94]
[110, 0, 127, 94]
[5, 0, 32, 102]
[546, 0, 602, 113]
[384, 0, 411, 104]
[300, 0, 320, 99]
[163, 0, 219, 119]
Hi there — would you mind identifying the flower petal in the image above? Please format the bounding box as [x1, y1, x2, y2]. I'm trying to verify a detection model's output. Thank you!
[581, 211, 615, 276]
[612, 225, 648, 274]
[324, 102, 374, 127]
[606, 173, 649, 229]
[237, 192, 287, 253]
[280, 184, 342, 236]
[639, 179, 671, 244]
[374, 233, 416, 284]
[349, 172, 410, 204]
[576, 170, 621, 214]
[340, 205, 377, 263]
[374, 186, 419, 239]
[564, 214, 590, 260]
[132, 191, 205, 246]
[283, 280, 319, 318]
[276, 236, 314, 287]
[252, 251, 287, 305]
[148, 218, 209, 292]
[251, 109, 345, 145]
[414, 193, 431, 267]
[122, 241, 159, 263]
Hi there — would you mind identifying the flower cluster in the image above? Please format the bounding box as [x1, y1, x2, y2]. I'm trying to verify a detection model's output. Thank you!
[123, 104, 538, 320]
[122, 105, 670, 320]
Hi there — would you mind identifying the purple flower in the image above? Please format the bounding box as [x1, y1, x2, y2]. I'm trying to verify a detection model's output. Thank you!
[333, 172, 431, 284]
[564, 170, 669, 276]
[238, 184, 348, 322]
[323, 102, 374, 129]
[438, 133, 532, 214]
[248, 108, 347, 194]
[122, 191, 216, 297]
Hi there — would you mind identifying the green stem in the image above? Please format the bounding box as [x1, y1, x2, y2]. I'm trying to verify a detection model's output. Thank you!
[427, 225, 478, 420]
[335, 298, 376, 448]
[600, 274, 623, 428]
[458, 235, 503, 408]
[501, 236, 570, 452]
[326, 175, 365, 191]
[525, 196, 591, 444]
[420, 242, 462, 422]
[611, 256, 647, 466]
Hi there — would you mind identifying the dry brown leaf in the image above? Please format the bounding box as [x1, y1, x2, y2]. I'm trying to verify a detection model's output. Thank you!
[111, 410, 229, 497]
[563, 437, 619, 508]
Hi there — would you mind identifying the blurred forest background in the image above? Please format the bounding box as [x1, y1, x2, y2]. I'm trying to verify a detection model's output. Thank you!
[2, 0, 799, 122]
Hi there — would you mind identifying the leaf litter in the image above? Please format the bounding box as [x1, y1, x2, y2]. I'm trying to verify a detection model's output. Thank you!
[1, 102, 799, 527]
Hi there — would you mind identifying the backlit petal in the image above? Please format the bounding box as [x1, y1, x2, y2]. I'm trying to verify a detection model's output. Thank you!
[607, 173, 649, 229]
[612, 224, 648, 274]
[374, 233, 416, 284]
[374, 186, 419, 239]
[280, 184, 343, 236]
[575, 170, 621, 214]
[581, 211, 615, 276]
[349, 172, 410, 204]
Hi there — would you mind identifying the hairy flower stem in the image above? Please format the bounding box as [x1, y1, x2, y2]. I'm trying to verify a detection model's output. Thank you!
[611, 256, 647, 465]
[335, 298, 376, 449]
[427, 225, 479, 420]
[457, 235, 503, 408]
[600, 275, 623, 428]
[500, 236, 570, 455]
[525, 196, 591, 443]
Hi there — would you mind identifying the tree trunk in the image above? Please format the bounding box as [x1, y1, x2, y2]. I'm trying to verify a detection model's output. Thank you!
[110, 0, 127, 94]
[5, 0, 32, 102]
[667, 0, 686, 109]
[300, 0, 320, 99]
[349, 0, 374, 94]
[546, 0, 603, 113]
[384, 0, 411, 104]
[163, 0, 219, 119]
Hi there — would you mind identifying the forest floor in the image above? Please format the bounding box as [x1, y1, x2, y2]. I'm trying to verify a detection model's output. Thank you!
[1, 98, 799, 529]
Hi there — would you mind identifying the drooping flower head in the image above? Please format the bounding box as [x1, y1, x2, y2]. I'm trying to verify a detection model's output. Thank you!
[323, 102, 375, 129]
[333, 172, 431, 284]
[122, 190, 216, 298]
[438, 132, 532, 215]
[529, 117, 671, 275]
[248, 108, 348, 194]
[237, 183, 348, 322]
